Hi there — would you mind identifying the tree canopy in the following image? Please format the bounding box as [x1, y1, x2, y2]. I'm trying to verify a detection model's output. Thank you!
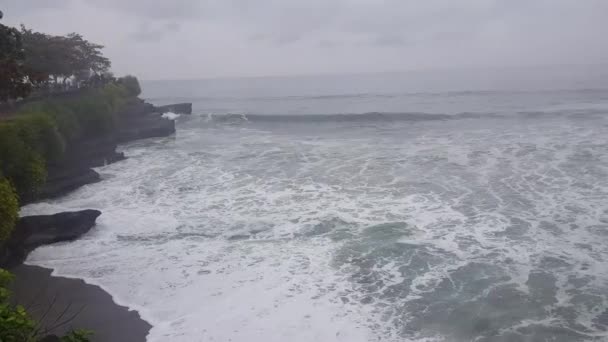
[0, 13, 31, 101]
[20, 26, 111, 86]
[0, 10, 112, 103]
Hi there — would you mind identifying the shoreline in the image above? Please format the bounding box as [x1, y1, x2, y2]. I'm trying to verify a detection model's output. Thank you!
[10, 264, 152, 342]
[0, 97, 193, 341]
[2, 99, 191, 340]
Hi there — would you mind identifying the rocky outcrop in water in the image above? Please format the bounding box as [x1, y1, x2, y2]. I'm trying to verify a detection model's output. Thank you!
[0, 210, 101, 268]
[115, 99, 176, 141]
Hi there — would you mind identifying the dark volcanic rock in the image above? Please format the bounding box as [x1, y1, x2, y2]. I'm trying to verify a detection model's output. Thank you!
[30, 99, 177, 203]
[117, 98, 155, 118]
[155, 102, 192, 114]
[0, 210, 101, 268]
[117, 113, 176, 142]
[63, 136, 126, 168]
[31, 136, 123, 203]
[38, 167, 101, 201]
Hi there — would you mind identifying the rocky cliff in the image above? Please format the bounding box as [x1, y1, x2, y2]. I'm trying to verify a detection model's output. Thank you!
[31, 99, 189, 202]
[4, 100, 191, 268]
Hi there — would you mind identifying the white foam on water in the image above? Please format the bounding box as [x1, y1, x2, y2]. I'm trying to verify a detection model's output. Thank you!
[21, 113, 608, 341]
[161, 112, 180, 120]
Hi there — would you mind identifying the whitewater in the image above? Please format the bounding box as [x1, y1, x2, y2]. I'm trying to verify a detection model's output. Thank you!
[21, 70, 608, 341]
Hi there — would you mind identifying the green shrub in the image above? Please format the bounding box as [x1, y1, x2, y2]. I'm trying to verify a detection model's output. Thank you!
[0, 125, 47, 201]
[119, 75, 141, 97]
[0, 269, 37, 342]
[0, 80, 136, 201]
[0, 178, 18, 242]
[13, 113, 65, 163]
[19, 102, 81, 142]
[66, 94, 115, 137]
[100, 83, 129, 111]
[61, 330, 93, 342]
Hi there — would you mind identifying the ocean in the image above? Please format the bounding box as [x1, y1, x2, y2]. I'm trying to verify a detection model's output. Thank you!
[22, 68, 608, 341]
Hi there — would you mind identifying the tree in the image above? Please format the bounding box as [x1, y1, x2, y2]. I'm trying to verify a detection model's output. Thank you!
[119, 75, 141, 96]
[0, 11, 32, 101]
[19, 27, 111, 89]
[65, 33, 111, 76]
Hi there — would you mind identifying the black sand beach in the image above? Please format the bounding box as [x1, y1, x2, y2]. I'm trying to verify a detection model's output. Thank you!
[10, 264, 151, 342]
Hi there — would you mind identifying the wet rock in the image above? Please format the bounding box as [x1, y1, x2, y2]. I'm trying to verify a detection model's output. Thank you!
[0, 210, 102, 268]
[37, 167, 101, 201]
[29, 99, 178, 203]
[117, 113, 176, 142]
[114, 98, 155, 118]
[25, 135, 122, 203]
[63, 135, 126, 168]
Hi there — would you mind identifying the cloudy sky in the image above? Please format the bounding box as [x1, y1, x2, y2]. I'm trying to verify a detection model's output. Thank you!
[2, 0, 607, 80]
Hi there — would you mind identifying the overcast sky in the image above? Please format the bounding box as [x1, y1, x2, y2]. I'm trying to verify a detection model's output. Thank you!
[2, 0, 607, 80]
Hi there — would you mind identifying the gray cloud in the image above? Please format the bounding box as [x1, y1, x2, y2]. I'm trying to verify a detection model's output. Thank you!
[1, 0, 71, 17]
[370, 34, 410, 47]
[2, 0, 608, 79]
[83, 0, 204, 20]
[129, 21, 181, 43]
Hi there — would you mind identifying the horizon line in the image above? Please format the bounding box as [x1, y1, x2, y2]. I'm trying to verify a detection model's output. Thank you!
[137, 62, 608, 82]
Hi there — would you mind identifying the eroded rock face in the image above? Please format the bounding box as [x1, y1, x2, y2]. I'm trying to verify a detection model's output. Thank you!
[38, 167, 101, 201]
[0, 210, 102, 268]
[117, 113, 176, 142]
[32, 100, 176, 203]
[64, 136, 126, 168]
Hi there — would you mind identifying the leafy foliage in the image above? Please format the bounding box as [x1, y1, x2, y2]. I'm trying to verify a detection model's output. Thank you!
[1, 13, 114, 102]
[0, 17, 32, 101]
[0, 80, 139, 203]
[0, 269, 37, 342]
[12, 114, 65, 163]
[20, 26, 111, 87]
[0, 179, 18, 242]
[119, 75, 141, 97]
[0, 125, 47, 201]
[60, 330, 94, 342]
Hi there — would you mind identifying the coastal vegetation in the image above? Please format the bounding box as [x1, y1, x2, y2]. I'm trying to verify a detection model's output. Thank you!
[0, 179, 18, 242]
[0, 80, 140, 203]
[0, 11, 142, 341]
[0, 12, 30, 101]
[0, 9, 142, 232]
[1, 9, 111, 101]
[19, 25, 111, 89]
